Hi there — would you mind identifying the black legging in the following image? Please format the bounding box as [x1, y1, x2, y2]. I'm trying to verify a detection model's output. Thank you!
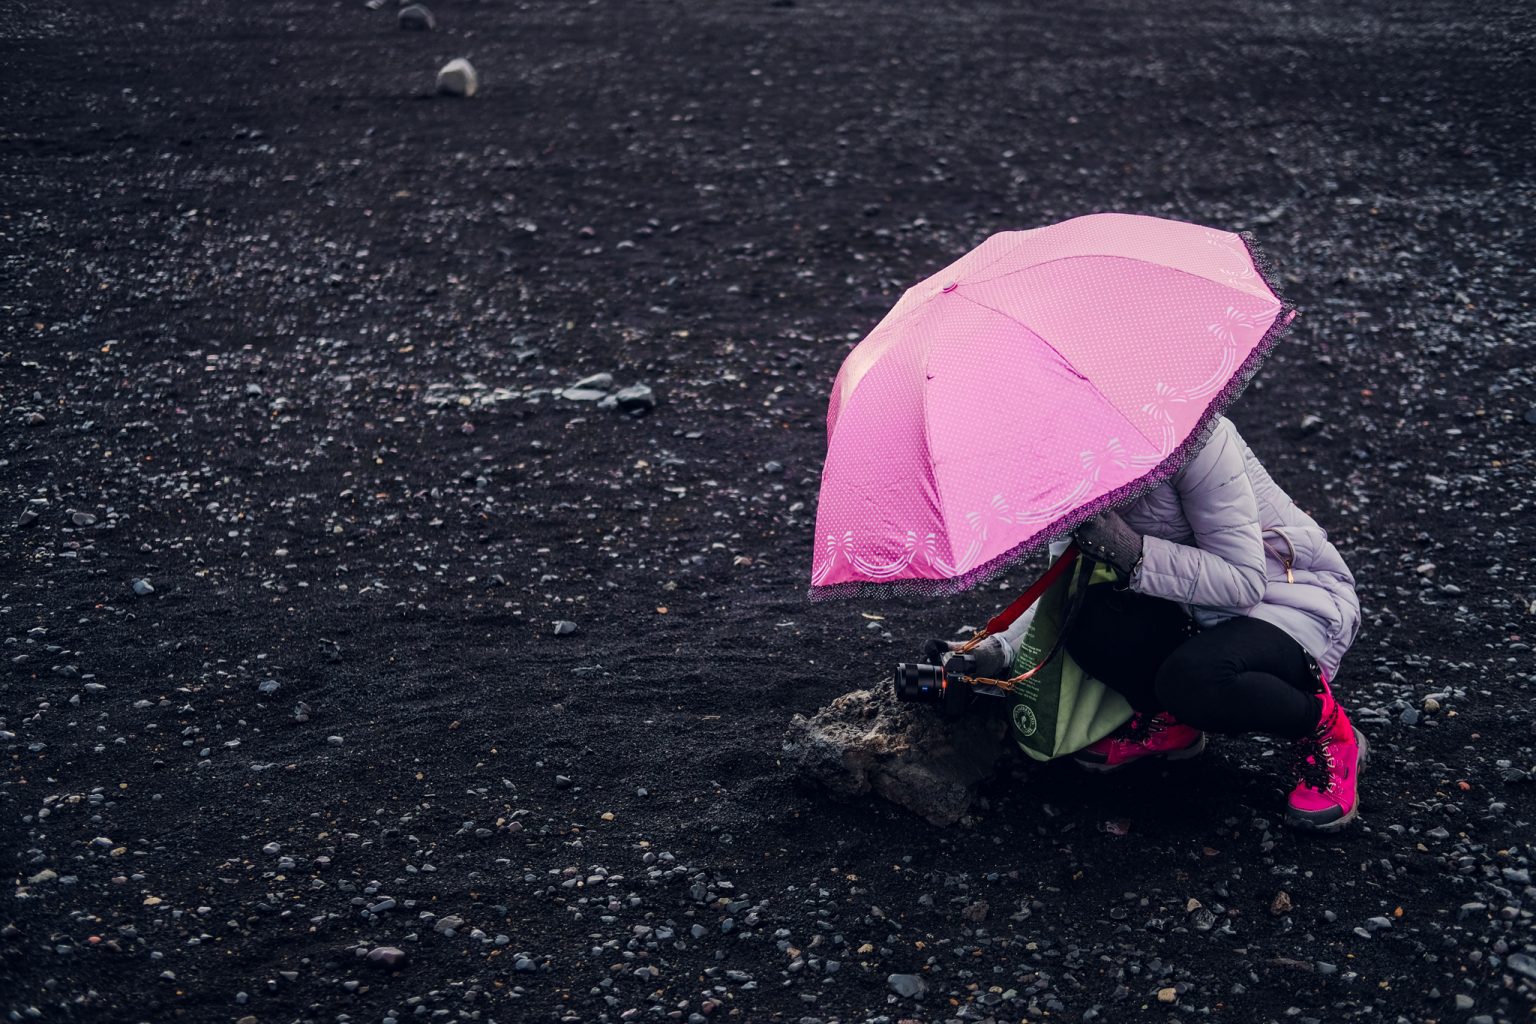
[1062, 584, 1324, 739]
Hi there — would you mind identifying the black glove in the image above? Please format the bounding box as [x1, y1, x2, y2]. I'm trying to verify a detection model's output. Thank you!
[922, 634, 1014, 678]
[1073, 511, 1144, 577]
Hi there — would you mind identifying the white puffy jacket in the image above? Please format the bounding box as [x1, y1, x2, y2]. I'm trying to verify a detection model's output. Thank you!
[1119, 416, 1361, 677]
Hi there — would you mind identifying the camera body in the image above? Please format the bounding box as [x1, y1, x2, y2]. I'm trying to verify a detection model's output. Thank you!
[893, 639, 1007, 719]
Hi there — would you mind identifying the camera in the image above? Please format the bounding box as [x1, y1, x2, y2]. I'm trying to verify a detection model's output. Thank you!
[893, 640, 1005, 718]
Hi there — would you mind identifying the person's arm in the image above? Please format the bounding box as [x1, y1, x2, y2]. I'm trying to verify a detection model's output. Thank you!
[1130, 422, 1266, 613]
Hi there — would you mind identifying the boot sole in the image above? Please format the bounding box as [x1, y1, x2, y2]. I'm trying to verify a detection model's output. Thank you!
[1286, 728, 1368, 833]
[1072, 732, 1208, 773]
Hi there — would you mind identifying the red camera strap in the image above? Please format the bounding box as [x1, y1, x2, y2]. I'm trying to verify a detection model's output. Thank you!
[983, 543, 1081, 635]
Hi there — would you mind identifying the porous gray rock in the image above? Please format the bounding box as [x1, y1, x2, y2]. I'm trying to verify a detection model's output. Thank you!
[782, 680, 1008, 826]
[436, 58, 478, 98]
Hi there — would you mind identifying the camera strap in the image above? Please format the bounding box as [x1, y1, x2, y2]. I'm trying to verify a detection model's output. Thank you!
[982, 543, 1082, 635]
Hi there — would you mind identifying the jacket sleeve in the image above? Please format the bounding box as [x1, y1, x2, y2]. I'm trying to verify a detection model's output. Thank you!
[1129, 421, 1266, 613]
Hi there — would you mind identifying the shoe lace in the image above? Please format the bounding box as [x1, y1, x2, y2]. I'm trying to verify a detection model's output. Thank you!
[1123, 713, 1166, 743]
[1290, 734, 1337, 793]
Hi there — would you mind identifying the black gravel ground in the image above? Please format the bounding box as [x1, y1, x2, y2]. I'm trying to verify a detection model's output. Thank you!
[4, 1, 1536, 1022]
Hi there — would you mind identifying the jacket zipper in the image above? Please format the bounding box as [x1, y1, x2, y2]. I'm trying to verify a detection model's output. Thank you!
[1262, 526, 1296, 583]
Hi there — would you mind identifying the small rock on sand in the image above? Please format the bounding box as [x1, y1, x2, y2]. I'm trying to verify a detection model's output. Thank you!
[398, 4, 436, 30]
[366, 946, 407, 968]
[436, 58, 478, 97]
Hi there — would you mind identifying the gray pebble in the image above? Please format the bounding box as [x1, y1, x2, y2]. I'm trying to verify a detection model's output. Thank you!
[567, 372, 613, 393]
[398, 4, 435, 30]
[435, 58, 478, 97]
[366, 946, 407, 968]
[601, 384, 656, 417]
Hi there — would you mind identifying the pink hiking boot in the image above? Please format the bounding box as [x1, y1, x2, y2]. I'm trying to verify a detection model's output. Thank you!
[1285, 682, 1367, 832]
[1072, 712, 1206, 772]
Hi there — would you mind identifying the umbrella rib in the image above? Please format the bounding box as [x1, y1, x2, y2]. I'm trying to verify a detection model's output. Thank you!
[950, 291, 1167, 457]
[916, 350, 957, 572]
[862, 287, 945, 341]
[953, 228, 1039, 287]
[966, 252, 1278, 304]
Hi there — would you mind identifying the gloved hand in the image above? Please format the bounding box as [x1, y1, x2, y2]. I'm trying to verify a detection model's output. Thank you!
[1073, 510, 1144, 577]
[954, 634, 1014, 678]
[922, 634, 1015, 679]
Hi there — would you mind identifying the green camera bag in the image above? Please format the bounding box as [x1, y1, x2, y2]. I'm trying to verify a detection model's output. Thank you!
[1006, 557, 1134, 761]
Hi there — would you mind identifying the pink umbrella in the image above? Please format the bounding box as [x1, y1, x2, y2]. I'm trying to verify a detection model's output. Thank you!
[810, 212, 1296, 599]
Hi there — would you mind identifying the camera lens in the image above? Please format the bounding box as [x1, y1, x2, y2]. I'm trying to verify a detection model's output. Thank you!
[894, 662, 946, 705]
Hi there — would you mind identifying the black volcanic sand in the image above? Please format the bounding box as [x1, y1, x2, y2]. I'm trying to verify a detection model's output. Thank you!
[3, 1, 1535, 1021]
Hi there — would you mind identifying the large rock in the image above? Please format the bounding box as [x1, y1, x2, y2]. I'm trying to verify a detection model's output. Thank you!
[782, 680, 1008, 826]
[436, 58, 478, 98]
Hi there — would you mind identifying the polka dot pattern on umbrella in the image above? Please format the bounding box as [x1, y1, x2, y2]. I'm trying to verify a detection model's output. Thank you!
[811, 212, 1291, 598]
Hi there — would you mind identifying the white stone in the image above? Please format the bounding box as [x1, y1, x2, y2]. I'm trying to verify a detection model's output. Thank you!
[398, 4, 435, 31]
[436, 58, 478, 98]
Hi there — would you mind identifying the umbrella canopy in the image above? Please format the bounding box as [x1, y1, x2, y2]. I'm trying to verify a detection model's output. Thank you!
[809, 212, 1295, 599]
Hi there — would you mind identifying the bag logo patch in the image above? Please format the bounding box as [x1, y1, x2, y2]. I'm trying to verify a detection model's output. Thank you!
[1012, 704, 1038, 738]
